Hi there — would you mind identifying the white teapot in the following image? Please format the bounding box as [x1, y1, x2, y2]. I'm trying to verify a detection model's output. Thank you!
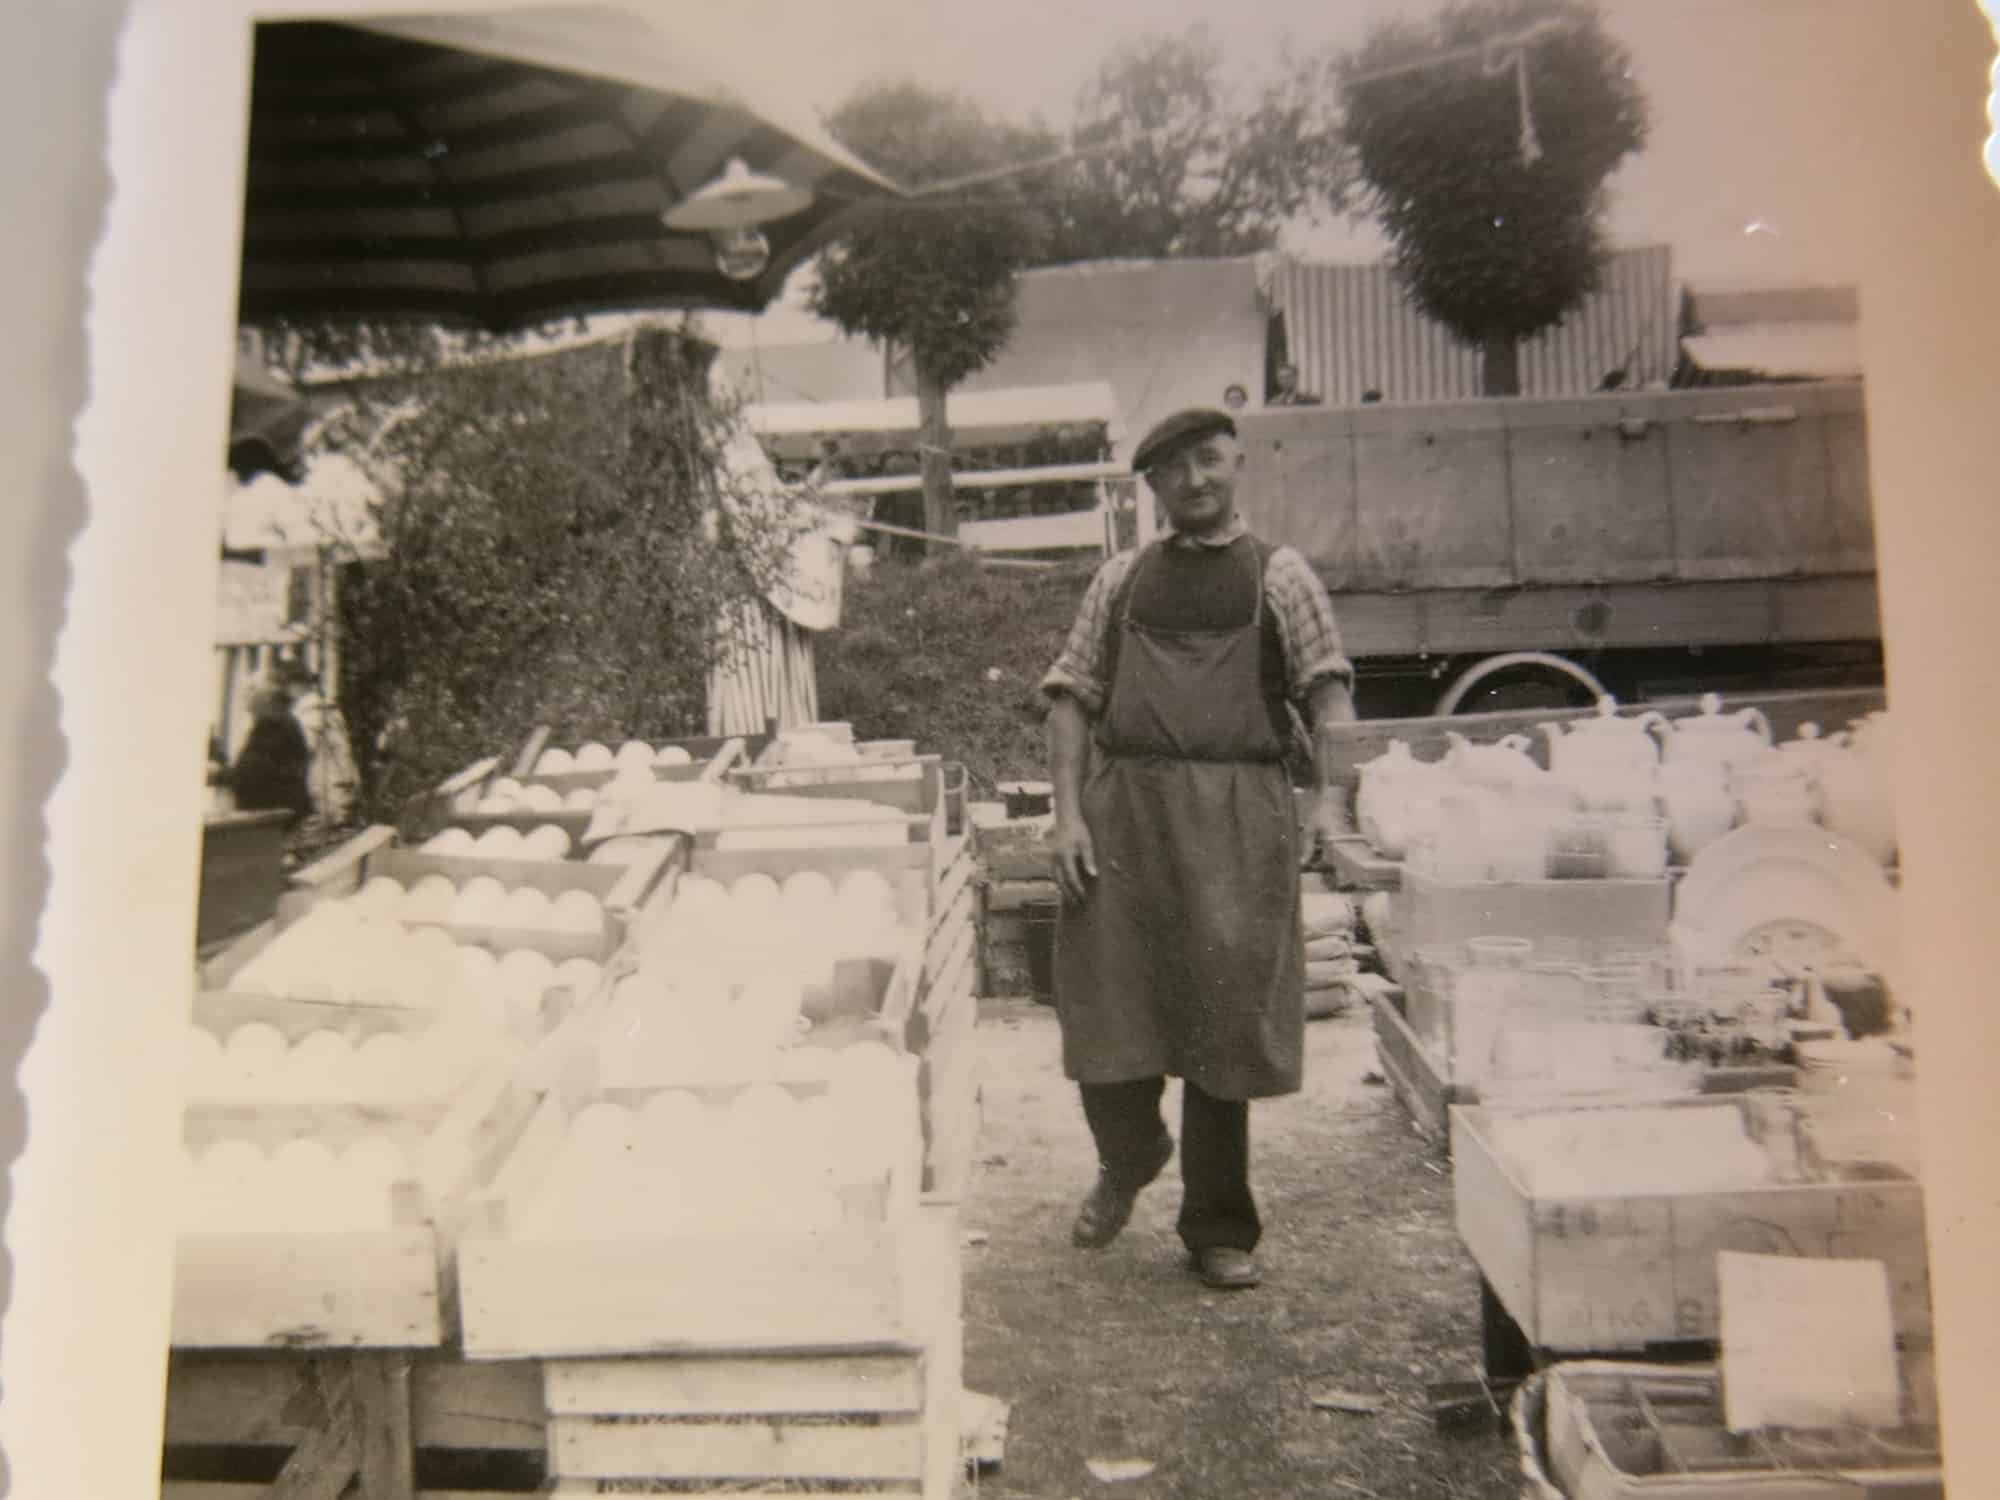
[1656, 759, 1735, 862]
[1354, 739, 1445, 860]
[1657, 693, 1772, 774]
[1442, 731, 1541, 792]
[1816, 711, 1897, 863]
[1541, 696, 1667, 781]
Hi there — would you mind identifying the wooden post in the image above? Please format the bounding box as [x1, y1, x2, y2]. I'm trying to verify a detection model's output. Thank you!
[914, 359, 957, 549]
[268, 1359, 360, 1500]
[353, 1352, 417, 1500]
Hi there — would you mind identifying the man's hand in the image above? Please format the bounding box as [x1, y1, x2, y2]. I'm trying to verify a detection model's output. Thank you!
[1050, 815, 1097, 905]
[1307, 785, 1355, 867]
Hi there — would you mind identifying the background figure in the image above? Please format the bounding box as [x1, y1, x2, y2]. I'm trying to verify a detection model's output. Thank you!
[1267, 362, 1323, 407]
[1222, 383, 1249, 411]
[221, 683, 314, 826]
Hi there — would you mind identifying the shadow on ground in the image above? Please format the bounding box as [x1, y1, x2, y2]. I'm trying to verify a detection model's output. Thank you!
[959, 999, 1522, 1500]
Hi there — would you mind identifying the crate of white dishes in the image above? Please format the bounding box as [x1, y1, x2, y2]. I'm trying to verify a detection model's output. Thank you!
[440, 736, 741, 843]
[580, 845, 928, 1091]
[288, 823, 675, 984]
[172, 913, 547, 1349]
[454, 1041, 925, 1358]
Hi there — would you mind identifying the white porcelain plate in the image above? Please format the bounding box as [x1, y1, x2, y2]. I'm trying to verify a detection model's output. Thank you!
[1672, 824, 1898, 976]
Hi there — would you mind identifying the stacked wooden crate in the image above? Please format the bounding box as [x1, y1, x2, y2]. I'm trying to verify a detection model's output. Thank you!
[968, 803, 1057, 1001]
[167, 727, 980, 1500]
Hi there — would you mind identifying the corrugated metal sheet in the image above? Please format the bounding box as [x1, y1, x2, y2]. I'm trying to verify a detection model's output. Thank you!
[1272, 246, 1677, 403]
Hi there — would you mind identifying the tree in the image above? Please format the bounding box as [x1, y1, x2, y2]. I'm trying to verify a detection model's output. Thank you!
[1336, 0, 1646, 394]
[332, 327, 795, 821]
[811, 82, 1051, 548]
[1038, 25, 1349, 263]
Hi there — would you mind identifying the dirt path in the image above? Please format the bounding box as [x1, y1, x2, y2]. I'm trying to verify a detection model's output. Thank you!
[958, 999, 1523, 1500]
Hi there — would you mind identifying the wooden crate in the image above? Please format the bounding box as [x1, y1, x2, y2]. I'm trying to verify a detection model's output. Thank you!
[173, 1061, 538, 1351]
[1533, 1361, 1943, 1499]
[728, 756, 947, 849]
[980, 879, 1058, 1000]
[284, 825, 680, 963]
[1451, 1097, 1933, 1356]
[691, 839, 937, 931]
[436, 741, 743, 845]
[1324, 834, 1403, 892]
[161, 1349, 546, 1497]
[538, 1202, 962, 1498]
[1373, 989, 1459, 1146]
[1372, 991, 1797, 1156]
[1399, 870, 1671, 956]
[515, 724, 774, 779]
[455, 1070, 926, 1360]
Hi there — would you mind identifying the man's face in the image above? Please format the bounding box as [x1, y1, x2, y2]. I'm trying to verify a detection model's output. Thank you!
[1146, 433, 1242, 535]
[1276, 364, 1299, 392]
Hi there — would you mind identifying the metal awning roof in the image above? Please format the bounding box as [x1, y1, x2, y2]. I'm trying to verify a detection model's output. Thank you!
[746, 382, 1122, 460]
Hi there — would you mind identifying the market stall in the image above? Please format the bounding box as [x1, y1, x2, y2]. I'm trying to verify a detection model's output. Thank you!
[166, 720, 980, 1498]
[1312, 687, 1934, 1480]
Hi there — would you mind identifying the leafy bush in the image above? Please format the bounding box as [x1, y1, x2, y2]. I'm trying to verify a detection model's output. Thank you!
[334, 329, 792, 825]
[815, 551, 1098, 796]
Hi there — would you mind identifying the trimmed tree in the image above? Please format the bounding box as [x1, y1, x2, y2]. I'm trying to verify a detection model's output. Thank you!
[811, 82, 1051, 549]
[1336, 0, 1647, 395]
[1042, 24, 1350, 262]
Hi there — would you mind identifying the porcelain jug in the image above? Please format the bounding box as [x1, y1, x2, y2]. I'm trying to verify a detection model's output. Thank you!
[1443, 731, 1539, 792]
[1732, 757, 1817, 826]
[1818, 712, 1897, 863]
[1656, 759, 1736, 862]
[1355, 739, 1444, 859]
[1541, 696, 1667, 780]
[1657, 692, 1773, 773]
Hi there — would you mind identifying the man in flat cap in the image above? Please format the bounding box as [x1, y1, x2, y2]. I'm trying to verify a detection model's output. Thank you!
[1040, 408, 1356, 1290]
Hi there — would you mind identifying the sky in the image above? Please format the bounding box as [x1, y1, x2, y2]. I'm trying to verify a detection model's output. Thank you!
[679, 0, 1884, 345]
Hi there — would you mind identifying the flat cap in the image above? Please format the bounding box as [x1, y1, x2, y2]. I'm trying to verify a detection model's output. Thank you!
[1131, 408, 1236, 475]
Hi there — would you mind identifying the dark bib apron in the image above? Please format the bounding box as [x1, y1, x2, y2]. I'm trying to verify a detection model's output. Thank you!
[1054, 536, 1306, 1100]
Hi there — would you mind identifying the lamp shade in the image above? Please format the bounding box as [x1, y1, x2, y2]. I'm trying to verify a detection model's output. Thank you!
[664, 159, 815, 232]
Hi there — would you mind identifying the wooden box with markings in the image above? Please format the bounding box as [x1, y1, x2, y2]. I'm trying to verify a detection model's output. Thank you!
[1451, 1096, 1931, 1356]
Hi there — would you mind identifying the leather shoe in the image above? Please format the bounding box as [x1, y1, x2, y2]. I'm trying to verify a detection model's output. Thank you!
[1070, 1136, 1173, 1249]
[1192, 1247, 1263, 1290]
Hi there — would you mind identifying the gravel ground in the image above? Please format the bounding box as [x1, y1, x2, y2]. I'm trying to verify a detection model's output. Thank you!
[956, 998, 1524, 1500]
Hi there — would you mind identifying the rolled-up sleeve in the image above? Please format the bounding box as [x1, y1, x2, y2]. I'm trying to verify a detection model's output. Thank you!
[1265, 545, 1354, 705]
[1038, 552, 1136, 717]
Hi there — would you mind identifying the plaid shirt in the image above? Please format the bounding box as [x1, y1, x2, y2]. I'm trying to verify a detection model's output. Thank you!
[1040, 518, 1354, 717]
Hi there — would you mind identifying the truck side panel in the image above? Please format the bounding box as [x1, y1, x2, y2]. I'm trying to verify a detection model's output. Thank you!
[1235, 382, 1877, 598]
[1350, 400, 1512, 590]
[1503, 396, 1675, 583]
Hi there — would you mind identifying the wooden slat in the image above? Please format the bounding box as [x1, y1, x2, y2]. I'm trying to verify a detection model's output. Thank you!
[353, 1352, 417, 1500]
[923, 887, 977, 986]
[458, 1230, 913, 1360]
[1449, 1106, 1542, 1343]
[267, 1361, 359, 1500]
[549, 1412, 925, 1481]
[164, 1354, 546, 1453]
[928, 835, 976, 937]
[511, 725, 554, 780]
[544, 1352, 924, 1417]
[172, 1230, 443, 1350]
[1372, 992, 1454, 1146]
[1324, 835, 1402, 891]
[919, 983, 980, 1204]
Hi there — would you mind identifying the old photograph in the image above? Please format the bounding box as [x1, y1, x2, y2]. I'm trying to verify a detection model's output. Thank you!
[25, 0, 1997, 1496]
